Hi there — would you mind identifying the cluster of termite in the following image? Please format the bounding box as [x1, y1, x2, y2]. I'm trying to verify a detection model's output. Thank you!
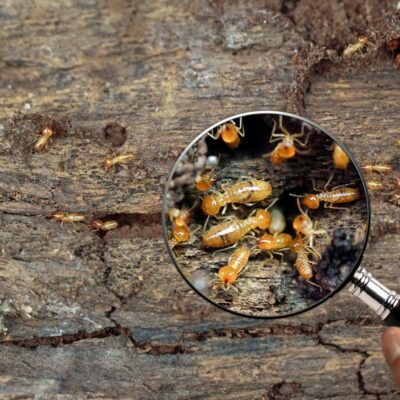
[32, 124, 135, 232]
[168, 116, 363, 296]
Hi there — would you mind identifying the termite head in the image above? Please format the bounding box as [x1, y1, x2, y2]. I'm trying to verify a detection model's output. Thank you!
[168, 208, 181, 222]
[175, 209, 190, 227]
[293, 214, 312, 235]
[101, 157, 114, 169]
[173, 225, 190, 242]
[277, 140, 296, 159]
[42, 127, 54, 138]
[195, 172, 215, 192]
[218, 266, 238, 289]
[90, 219, 103, 230]
[258, 233, 276, 251]
[358, 35, 368, 45]
[220, 123, 240, 149]
[302, 194, 320, 209]
[255, 209, 271, 230]
[201, 195, 220, 216]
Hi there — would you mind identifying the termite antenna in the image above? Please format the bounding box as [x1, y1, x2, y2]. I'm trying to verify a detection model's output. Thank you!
[296, 197, 308, 217]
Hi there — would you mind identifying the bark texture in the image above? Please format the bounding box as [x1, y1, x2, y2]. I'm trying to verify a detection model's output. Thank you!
[0, 0, 400, 398]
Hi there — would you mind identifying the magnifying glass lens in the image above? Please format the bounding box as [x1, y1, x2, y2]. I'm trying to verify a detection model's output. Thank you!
[163, 112, 369, 318]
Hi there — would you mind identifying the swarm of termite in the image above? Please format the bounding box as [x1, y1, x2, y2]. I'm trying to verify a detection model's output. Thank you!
[166, 115, 364, 303]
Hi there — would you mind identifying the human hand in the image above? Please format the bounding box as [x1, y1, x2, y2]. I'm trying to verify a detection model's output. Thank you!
[382, 327, 400, 385]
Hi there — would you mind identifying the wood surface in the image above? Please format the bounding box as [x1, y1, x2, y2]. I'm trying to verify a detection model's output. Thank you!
[0, 0, 400, 399]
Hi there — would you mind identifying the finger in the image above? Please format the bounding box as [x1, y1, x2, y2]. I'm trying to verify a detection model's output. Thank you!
[382, 327, 400, 385]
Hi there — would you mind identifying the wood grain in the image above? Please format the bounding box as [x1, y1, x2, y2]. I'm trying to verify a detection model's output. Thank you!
[0, 0, 399, 398]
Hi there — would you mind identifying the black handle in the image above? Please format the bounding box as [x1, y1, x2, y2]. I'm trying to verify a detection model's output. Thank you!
[384, 306, 400, 327]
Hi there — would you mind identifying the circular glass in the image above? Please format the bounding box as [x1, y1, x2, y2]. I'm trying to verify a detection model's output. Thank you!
[162, 111, 370, 318]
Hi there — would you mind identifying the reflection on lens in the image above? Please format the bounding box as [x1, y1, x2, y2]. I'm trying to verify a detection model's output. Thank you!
[163, 112, 369, 318]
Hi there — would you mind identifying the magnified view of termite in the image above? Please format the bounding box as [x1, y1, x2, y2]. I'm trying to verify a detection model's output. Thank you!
[257, 232, 292, 259]
[101, 151, 135, 170]
[289, 236, 315, 280]
[201, 179, 272, 216]
[33, 126, 55, 152]
[207, 117, 245, 149]
[267, 115, 310, 165]
[202, 207, 272, 248]
[212, 245, 251, 291]
[167, 208, 191, 243]
[290, 175, 360, 210]
[292, 199, 329, 248]
[195, 169, 217, 192]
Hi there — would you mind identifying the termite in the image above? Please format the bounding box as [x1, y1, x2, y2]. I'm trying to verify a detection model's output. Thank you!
[257, 232, 292, 258]
[101, 152, 135, 170]
[268, 115, 309, 165]
[201, 179, 272, 216]
[292, 199, 328, 247]
[168, 208, 191, 243]
[202, 208, 272, 248]
[291, 177, 360, 209]
[172, 224, 190, 242]
[34, 127, 54, 152]
[343, 35, 369, 57]
[294, 248, 314, 280]
[195, 170, 217, 192]
[90, 219, 119, 231]
[214, 246, 251, 290]
[332, 143, 350, 170]
[289, 236, 320, 281]
[50, 211, 86, 225]
[208, 118, 245, 149]
[361, 163, 393, 175]
[366, 180, 384, 191]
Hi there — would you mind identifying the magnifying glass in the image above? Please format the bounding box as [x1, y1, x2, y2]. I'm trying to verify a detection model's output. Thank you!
[162, 111, 400, 325]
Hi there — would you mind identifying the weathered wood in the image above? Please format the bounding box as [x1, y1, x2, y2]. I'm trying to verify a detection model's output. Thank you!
[0, 0, 400, 398]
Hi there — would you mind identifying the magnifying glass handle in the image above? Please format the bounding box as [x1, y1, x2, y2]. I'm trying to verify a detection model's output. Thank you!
[349, 267, 400, 326]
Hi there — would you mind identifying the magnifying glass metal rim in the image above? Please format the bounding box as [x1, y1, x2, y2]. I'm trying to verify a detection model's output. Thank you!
[162, 110, 371, 320]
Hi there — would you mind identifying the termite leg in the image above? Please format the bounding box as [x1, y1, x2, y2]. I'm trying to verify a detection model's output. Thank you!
[203, 215, 210, 232]
[237, 117, 245, 137]
[296, 197, 308, 217]
[207, 129, 221, 140]
[306, 279, 322, 292]
[269, 119, 285, 143]
[324, 174, 334, 191]
[278, 115, 291, 136]
[330, 182, 356, 190]
[324, 203, 349, 211]
[211, 243, 238, 257]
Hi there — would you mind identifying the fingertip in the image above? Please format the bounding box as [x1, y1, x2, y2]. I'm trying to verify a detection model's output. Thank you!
[382, 327, 400, 369]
